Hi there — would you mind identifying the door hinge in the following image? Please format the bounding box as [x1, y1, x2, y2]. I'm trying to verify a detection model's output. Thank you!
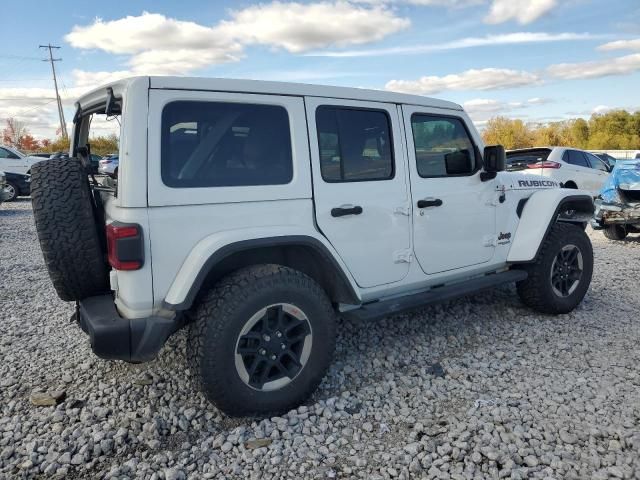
[483, 235, 497, 247]
[394, 205, 411, 216]
[393, 250, 413, 263]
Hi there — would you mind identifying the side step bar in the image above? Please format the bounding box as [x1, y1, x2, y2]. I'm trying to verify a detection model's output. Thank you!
[343, 269, 528, 322]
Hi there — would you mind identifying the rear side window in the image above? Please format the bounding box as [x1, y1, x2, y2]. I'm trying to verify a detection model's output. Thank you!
[563, 150, 590, 168]
[316, 106, 394, 182]
[161, 101, 293, 188]
[410, 115, 476, 177]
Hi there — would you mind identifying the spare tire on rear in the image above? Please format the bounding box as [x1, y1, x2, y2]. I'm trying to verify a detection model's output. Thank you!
[31, 158, 109, 301]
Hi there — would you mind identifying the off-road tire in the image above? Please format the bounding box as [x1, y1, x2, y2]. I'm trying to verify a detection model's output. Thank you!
[603, 225, 628, 241]
[4, 182, 18, 201]
[187, 265, 337, 417]
[31, 158, 109, 301]
[516, 222, 593, 314]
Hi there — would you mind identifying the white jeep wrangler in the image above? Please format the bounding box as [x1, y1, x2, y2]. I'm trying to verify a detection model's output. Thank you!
[31, 77, 594, 416]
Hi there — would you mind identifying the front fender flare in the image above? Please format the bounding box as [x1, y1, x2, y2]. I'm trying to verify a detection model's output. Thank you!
[507, 189, 594, 263]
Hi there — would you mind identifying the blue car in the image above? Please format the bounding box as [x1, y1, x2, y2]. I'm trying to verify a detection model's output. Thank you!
[592, 160, 640, 240]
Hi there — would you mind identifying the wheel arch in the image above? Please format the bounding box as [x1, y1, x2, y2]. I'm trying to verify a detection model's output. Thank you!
[508, 189, 594, 263]
[164, 236, 361, 311]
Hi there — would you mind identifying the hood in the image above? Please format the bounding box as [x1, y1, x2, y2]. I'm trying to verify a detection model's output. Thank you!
[599, 160, 640, 204]
[496, 171, 560, 191]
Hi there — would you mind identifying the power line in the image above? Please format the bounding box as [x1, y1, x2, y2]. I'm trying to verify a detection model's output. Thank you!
[39, 44, 68, 139]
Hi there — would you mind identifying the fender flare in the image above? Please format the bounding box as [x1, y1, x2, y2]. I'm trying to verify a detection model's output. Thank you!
[163, 235, 361, 311]
[508, 190, 594, 263]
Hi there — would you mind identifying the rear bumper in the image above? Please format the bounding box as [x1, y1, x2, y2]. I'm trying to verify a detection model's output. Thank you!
[78, 295, 179, 363]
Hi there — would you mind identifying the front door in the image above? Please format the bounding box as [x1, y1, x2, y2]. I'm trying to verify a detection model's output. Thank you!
[306, 98, 411, 288]
[402, 106, 497, 275]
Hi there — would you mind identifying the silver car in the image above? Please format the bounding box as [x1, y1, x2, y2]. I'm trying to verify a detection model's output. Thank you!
[98, 155, 119, 178]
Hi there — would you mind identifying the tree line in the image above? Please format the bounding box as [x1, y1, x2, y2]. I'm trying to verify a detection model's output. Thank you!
[2, 118, 118, 156]
[482, 110, 640, 150]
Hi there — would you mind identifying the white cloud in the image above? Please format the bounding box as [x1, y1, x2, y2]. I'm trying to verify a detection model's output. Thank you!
[597, 38, 640, 52]
[547, 53, 640, 80]
[484, 0, 557, 24]
[308, 31, 598, 57]
[65, 12, 232, 55]
[71, 70, 133, 88]
[353, 0, 482, 6]
[216, 2, 409, 53]
[64, 4, 409, 76]
[592, 105, 612, 114]
[65, 12, 244, 75]
[385, 68, 541, 95]
[315, 0, 559, 25]
[463, 97, 551, 122]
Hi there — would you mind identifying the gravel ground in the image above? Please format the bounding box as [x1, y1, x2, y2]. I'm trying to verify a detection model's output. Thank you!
[1, 198, 640, 480]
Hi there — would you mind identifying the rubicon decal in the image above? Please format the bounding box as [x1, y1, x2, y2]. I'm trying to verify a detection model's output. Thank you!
[518, 179, 558, 188]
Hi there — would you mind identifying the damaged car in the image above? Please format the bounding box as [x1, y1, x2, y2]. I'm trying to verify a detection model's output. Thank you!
[591, 160, 640, 240]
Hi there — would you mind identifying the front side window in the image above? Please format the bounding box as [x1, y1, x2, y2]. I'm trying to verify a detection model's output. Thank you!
[411, 115, 477, 177]
[563, 150, 590, 168]
[316, 106, 394, 182]
[586, 153, 609, 172]
[161, 101, 293, 188]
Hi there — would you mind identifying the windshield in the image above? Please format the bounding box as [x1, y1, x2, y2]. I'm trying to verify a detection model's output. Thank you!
[8, 146, 25, 158]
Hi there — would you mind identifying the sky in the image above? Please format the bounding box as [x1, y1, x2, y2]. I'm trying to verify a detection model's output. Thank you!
[1, 0, 639, 139]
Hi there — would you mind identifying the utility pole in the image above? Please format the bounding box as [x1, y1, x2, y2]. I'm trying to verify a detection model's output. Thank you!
[39, 44, 68, 139]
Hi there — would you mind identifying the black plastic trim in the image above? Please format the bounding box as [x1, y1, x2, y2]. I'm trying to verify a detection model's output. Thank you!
[516, 198, 528, 218]
[343, 270, 527, 322]
[163, 236, 360, 311]
[78, 295, 179, 363]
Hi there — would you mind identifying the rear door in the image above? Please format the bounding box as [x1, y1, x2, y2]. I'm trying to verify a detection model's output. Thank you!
[305, 98, 411, 288]
[0, 147, 28, 174]
[563, 150, 599, 192]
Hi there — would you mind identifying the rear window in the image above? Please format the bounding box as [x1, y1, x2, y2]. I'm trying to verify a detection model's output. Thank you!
[316, 106, 394, 182]
[161, 101, 293, 188]
[506, 149, 551, 171]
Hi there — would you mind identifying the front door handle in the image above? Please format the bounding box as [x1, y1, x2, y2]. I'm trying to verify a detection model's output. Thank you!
[331, 205, 363, 217]
[417, 198, 443, 208]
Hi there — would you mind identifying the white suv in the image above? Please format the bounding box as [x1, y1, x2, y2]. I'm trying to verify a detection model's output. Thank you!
[507, 147, 611, 196]
[30, 77, 595, 416]
[0, 144, 44, 174]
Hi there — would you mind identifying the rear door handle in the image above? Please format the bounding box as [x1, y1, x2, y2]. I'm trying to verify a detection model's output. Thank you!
[417, 198, 443, 208]
[331, 205, 363, 217]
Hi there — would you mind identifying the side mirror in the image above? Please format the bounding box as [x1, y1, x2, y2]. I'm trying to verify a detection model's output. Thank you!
[444, 150, 473, 175]
[481, 145, 506, 181]
[484, 145, 506, 172]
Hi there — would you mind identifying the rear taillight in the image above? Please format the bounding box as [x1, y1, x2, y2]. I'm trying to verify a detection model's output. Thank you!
[527, 161, 561, 169]
[106, 223, 144, 271]
[99, 160, 111, 165]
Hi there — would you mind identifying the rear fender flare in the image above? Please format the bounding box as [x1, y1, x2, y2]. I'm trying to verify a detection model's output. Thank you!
[163, 229, 360, 310]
